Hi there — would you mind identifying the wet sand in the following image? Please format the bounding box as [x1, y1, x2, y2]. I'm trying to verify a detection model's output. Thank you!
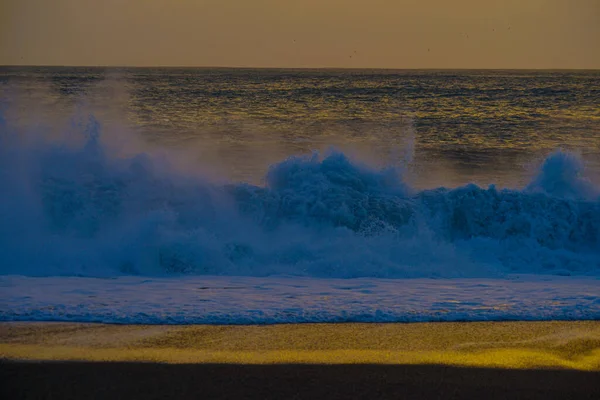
[2, 321, 600, 399]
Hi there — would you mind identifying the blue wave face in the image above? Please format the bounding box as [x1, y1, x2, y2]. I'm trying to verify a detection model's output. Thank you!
[1, 115, 598, 278]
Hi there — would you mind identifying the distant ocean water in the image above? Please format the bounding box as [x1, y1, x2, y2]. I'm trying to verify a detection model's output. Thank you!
[1, 67, 599, 324]
[2, 67, 599, 187]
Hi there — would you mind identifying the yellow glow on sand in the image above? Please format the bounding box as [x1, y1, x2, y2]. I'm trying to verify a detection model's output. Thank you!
[2, 345, 599, 370]
[2, 321, 599, 370]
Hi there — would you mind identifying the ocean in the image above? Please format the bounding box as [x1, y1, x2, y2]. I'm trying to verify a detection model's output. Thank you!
[1, 67, 599, 324]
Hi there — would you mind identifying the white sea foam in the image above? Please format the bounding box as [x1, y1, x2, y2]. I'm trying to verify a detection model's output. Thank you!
[0, 110, 599, 279]
[1, 275, 598, 324]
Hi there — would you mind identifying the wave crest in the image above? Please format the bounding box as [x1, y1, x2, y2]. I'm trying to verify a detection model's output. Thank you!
[1, 115, 598, 278]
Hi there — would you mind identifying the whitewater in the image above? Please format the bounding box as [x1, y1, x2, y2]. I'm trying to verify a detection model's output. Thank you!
[0, 68, 599, 324]
[1, 112, 598, 324]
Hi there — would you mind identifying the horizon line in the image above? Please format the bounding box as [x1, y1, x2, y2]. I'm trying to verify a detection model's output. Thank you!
[1, 64, 599, 72]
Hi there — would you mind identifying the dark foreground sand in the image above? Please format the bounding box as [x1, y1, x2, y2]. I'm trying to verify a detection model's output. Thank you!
[1, 321, 600, 399]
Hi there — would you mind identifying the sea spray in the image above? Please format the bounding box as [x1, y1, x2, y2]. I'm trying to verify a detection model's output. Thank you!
[0, 112, 598, 278]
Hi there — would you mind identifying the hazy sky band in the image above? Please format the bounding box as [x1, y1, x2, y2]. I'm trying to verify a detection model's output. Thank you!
[1, 0, 599, 69]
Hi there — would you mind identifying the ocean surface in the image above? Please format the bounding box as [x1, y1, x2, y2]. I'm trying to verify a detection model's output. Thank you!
[0, 67, 599, 324]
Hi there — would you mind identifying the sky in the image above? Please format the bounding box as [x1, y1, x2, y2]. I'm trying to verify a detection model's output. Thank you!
[1, 0, 599, 69]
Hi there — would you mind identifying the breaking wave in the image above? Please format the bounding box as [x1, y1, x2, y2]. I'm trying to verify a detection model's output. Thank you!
[1, 114, 599, 278]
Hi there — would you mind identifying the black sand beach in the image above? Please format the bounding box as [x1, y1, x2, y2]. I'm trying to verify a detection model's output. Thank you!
[3, 361, 600, 400]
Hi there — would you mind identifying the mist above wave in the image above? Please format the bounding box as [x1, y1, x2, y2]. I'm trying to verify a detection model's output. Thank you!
[0, 113, 598, 278]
